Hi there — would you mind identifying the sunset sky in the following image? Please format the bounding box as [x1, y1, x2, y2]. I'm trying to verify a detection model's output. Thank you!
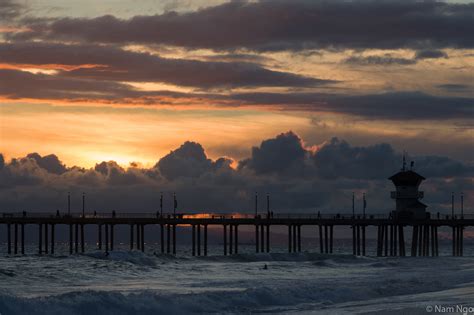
[0, 0, 472, 213]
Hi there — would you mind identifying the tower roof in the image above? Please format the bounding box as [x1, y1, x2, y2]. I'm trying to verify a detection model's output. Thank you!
[389, 170, 425, 186]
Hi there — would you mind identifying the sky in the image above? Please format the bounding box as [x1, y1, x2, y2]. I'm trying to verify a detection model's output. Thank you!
[0, 0, 473, 214]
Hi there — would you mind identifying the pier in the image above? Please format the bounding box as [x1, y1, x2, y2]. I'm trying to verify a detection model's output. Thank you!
[0, 212, 471, 257]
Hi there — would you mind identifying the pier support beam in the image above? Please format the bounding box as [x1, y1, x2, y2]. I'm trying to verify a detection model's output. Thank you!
[98, 224, 102, 250]
[204, 225, 208, 256]
[130, 224, 134, 251]
[324, 225, 329, 254]
[172, 225, 176, 255]
[266, 224, 270, 253]
[80, 224, 84, 253]
[356, 225, 361, 256]
[192, 225, 196, 256]
[74, 224, 78, 253]
[141, 224, 145, 252]
[166, 224, 170, 254]
[319, 225, 324, 254]
[51, 224, 55, 255]
[105, 224, 109, 254]
[197, 224, 201, 256]
[21, 224, 25, 255]
[411, 225, 418, 257]
[223, 224, 227, 256]
[398, 225, 405, 256]
[229, 224, 233, 255]
[160, 224, 164, 254]
[362, 225, 367, 256]
[38, 223, 43, 255]
[14, 224, 18, 255]
[7, 223, 11, 255]
[234, 225, 238, 254]
[69, 224, 73, 254]
[352, 225, 356, 255]
[329, 225, 333, 254]
[256, 225, 260, 253]
[110, 224, 114, 251]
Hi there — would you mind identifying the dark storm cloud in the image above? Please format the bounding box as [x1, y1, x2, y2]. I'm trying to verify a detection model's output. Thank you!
[0, 42, 329, 88]
[343, 55, 417, 66]
[0, 133, 472, 212]
[238, 132, 310, 176]
[231, 91, 474, 120]
[415, 49, 448, 60]
[9, 1, 474, 51]
[26, 153, 67, 175]
[156, 141, 214, 180]
[313, 138, 399, 180]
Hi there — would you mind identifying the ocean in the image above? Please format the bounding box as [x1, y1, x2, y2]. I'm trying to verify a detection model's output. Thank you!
[1, 240, 474, 314]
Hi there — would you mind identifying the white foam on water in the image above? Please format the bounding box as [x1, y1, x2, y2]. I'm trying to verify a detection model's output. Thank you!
[1, 247, 474, 314]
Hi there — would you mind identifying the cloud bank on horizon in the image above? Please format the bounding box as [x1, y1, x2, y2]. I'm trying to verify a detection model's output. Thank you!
[1, 132, 472, 214]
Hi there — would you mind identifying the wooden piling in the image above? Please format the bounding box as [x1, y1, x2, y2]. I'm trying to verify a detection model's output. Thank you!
[288, 225, 292, 253]
[38, 224, 42, 255]
[399, 225, 405, 256]
[362, 225, 366, 256]
[376, 225, 382, 257]
[411, 225, 418, 256]
[293, 225, 297, 253]
[141, 224, 144, 252]
[110, 224, 114, 251]
[204, 224, 208, 256]
[160, 224, 164, 253]
[98, 224, 102, 250]
[166, 224, 170, 254]
[256, 224, 260, 253]
[356, 225, 360, 256]
[234, 225, 238, 254]
[172, 225, 176, 255]
[192, 224, 196, 256]
[383, 225, 388, 257]
[44, 223, 48, 254]
[7, 223, 11, 255]
[130, 224, 134, 250]
[21, 224, 25, 255]
[80, 224, 84, 253]
[14, 224, 18, 255]
[261, 224, 265, 253]
[266, 224, 270, 253]
[223, 224, 227, 256]
[319, 225, 324, 254]
[69, 224, 73, 254]
[325, 225, 329, 254]
[105, 224, 109, 253]
[329, 225, 333, 254]
[74, 224, 78, 253]
[197, 224, 201, 256]
[51, 224, 55, 255]
[229, 224, 233, 255]
[352, 225, 356, 255]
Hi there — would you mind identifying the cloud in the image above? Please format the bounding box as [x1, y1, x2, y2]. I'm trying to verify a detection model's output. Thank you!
[231, 91, 474, 120]
[415, 49, 448, 60]
[343, 54, 417, 66]
[26, 153, 67, 174]
[239, 131, 310, 176]
[0, 42, 330, 89]
[157, 141, 215, 180]
[9, 1, 474, 51]
[0, 0, 23, 20]
[313, 138, 399, 180]
[0, 132, 472, 213]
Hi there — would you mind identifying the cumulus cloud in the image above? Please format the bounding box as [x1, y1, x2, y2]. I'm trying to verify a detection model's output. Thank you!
[239, 131, 310, 176]
[26, 153, 67, 174]
[313, 138, 399, 180]
[0, 133, 472, 213]
[156, 141, 214, 180]
[9, 1, 474, 51]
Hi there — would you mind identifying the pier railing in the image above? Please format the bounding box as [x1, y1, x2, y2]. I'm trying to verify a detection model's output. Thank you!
[2, 211, 473, 221]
